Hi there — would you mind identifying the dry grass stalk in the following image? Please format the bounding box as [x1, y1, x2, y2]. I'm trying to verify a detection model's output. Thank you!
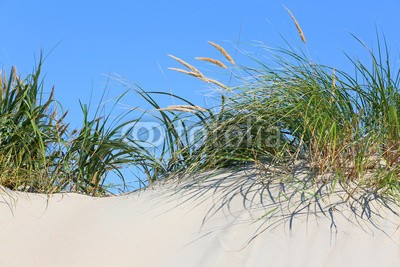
[159, 105, 207, 113]
[330, 69, 336, 103]
[168, 54, 204, 77]
[169, 67, 227, 89]
[200, 77, 227, 89]
[11, 66, 17, 78]
[0, 71, 5, 87]
[284, 7, 306, 44]
[0, 72, 3, 100]
[208, 41, 236, 65]
[168, 67, 204, 79]
[195, 57, 227, 69]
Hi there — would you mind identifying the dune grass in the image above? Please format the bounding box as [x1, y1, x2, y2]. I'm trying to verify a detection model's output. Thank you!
[0, 56, 161, 195]
[1, 28, 400, 203]
[160, 34, 400, 202]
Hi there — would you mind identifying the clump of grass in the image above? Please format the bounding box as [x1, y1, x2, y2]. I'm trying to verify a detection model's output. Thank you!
[151, 9, 399, 206]
[52, 99, 144, 195]
[0, 57, 157, 195]
[0, 61, 64, 191]
[162, 33, 400, 200]
[1, 20, 400, 203]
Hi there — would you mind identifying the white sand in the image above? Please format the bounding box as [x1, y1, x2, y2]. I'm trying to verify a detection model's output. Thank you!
[0, 170, 399, 266]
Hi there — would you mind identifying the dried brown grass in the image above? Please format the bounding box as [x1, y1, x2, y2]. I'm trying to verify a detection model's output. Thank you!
[284, 7, 306, 44]
[201, 77, 227, 89]
[169, 54, 228, 89]
[167, 54, 204, 77]
[159, 105, 207, 113]
[168, 67, 204, 79]
[330, 69, 336, 103]
[195, 57, 227, 69]
[208, 41, 236, 65]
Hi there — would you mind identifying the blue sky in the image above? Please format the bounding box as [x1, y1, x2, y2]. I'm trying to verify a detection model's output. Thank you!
[1, 1, 400, 190]
[1, 1, 400, 124]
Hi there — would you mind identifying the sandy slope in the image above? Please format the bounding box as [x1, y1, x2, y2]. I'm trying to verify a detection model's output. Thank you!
[0, 170, 399, 267]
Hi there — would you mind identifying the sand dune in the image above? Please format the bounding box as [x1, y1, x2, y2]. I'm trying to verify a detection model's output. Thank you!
[0, 170, 399, 266]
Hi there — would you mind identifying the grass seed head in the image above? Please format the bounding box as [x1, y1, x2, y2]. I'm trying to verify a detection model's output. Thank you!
[200, 77, 228, 89]
[208, 41, 236, 65]
[285, 7, 306, 44]
[168, 54, 204, 77]
[159, 105, 207, 113]
[195, 57, 227, 69]
[168, 67, 204, 78]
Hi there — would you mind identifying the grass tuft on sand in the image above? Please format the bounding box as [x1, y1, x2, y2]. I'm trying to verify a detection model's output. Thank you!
[1, 29, 400, 215]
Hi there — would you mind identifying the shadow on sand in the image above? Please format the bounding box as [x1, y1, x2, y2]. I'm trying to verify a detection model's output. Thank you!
[164, 165, 400, 248]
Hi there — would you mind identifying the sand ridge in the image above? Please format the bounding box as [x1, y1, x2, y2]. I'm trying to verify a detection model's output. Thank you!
[0, 170, 399, 266]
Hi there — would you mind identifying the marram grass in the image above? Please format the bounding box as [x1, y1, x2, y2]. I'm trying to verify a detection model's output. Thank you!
[164, 35, 400, 201]
[1, 32, 400, 205]
[0, 56, 163, 195]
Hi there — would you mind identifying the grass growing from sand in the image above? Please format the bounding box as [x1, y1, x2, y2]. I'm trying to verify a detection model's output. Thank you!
[0, 11, 399, 207]
[0, 59, 164, 195]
